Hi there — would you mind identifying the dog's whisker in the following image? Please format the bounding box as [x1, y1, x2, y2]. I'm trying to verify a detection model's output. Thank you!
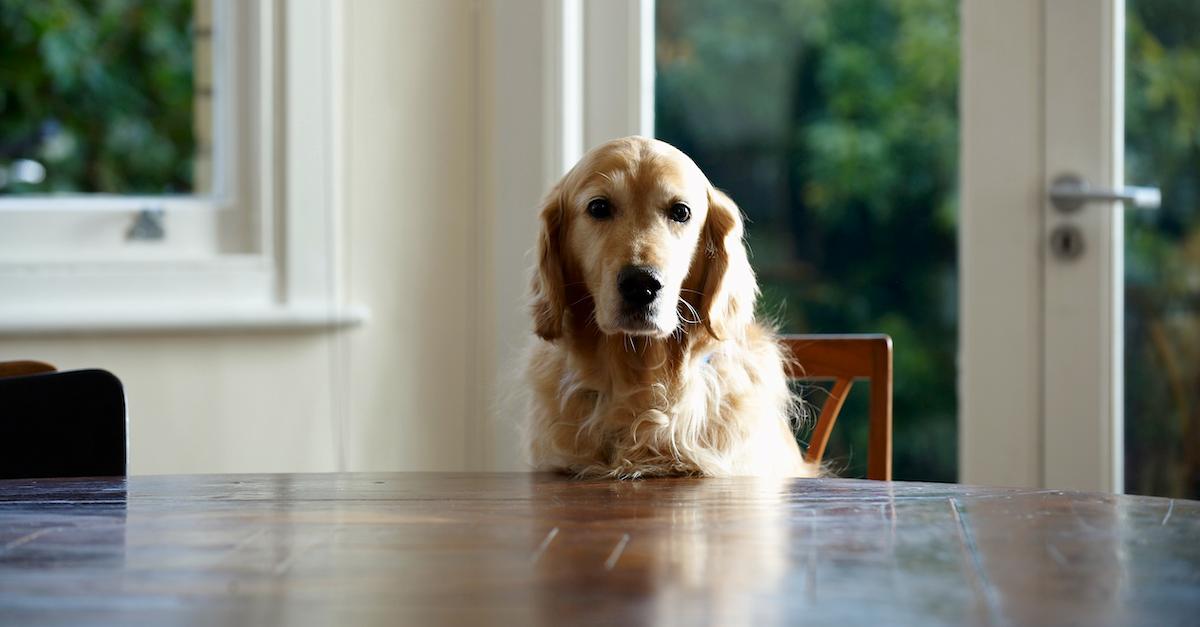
[567, 293, 594, 308]
[677, 298, 702, 325]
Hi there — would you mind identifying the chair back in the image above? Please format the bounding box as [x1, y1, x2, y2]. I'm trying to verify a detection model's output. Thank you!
[780, 334, 893, 480]
[0, 360, 56, 378]
[0, 369, 127, 479]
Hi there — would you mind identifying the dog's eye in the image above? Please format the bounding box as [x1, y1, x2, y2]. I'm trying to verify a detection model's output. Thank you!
[668, 203, 691, 223]
[586, 198, 612, 220]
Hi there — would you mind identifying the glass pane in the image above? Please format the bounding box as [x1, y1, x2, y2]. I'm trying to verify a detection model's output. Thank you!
[1124, 0, 1200, 498]
[656, 0, 959, 481]
[0, 0, 209, 196]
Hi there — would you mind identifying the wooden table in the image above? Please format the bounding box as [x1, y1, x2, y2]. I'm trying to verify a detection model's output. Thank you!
[0, 473, 1197, 625]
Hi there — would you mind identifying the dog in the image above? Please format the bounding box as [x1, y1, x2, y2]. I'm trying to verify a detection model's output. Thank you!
[523, 136, 815, 479]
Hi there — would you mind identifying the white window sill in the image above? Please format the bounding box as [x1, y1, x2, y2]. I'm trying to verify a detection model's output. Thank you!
[0, 304, 369, 336]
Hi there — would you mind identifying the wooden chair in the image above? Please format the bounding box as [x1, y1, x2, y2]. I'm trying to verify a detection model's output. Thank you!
[0, 359, 57, 378]
[0, 365, 127, 479]
[780, 334, 893, 480]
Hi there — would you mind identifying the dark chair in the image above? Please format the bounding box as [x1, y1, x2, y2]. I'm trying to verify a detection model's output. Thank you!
[0, 367, 127, 479]
[780, 334, 893, 481]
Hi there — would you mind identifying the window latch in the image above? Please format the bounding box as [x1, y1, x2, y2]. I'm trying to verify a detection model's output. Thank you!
[126, 207, 166, 241]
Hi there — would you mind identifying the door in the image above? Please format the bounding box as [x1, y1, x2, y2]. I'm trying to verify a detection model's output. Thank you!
[964, 0, 1200, 496]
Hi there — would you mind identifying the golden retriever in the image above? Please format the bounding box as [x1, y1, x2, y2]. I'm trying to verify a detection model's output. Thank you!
[523, 136, 815, 479]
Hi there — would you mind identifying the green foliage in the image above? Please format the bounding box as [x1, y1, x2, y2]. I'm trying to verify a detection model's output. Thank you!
[1124, 0, 1200, 498]
[0, 0, 196, 194]
[657, 0, 959, 481]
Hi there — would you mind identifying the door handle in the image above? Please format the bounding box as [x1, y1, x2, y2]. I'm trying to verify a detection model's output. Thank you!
[1049, 173, 1161, 213]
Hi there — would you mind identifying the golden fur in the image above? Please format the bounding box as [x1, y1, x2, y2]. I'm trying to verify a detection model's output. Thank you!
[524, 136, 815, 479]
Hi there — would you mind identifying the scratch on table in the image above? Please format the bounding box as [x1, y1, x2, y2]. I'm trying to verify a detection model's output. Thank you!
[805, 508, 818, 604]
[231, 528, 268, 552]
[1066, 500, 1101, 532]
[1045, 543, 1068, 568]
[950, 497, 1002, 626]
[604, 533, 630, 571]
[272, 547, 307, 576]
[1161, 499, 1175, 526]
[530, 527, 559, 564]
[272, 532, 333, 576]
[209, 528, 269, 566]
[2, 526, 62, 552]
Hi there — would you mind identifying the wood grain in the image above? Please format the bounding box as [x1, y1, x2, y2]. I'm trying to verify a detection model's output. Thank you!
[0, 473, 1197, 625]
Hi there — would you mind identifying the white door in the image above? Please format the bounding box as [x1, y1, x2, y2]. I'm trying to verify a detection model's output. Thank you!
[963, 0, 1199, 495]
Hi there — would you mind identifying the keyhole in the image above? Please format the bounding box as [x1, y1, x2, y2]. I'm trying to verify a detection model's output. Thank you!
[1049, 225, 1085, 261]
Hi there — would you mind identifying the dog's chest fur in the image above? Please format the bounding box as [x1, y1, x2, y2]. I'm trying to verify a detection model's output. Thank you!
[526, 324, 800, 478]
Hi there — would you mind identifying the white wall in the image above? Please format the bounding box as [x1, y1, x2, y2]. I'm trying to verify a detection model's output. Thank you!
[0, 333, 339, 474]
[0, 0, 507, 475]
[342, 0, 480, 472]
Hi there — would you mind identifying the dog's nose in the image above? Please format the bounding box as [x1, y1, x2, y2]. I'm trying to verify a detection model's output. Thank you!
[617, 265, 663, 307]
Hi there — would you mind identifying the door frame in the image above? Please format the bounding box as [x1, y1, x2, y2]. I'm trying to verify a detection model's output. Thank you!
[959, 0, 1046, 488]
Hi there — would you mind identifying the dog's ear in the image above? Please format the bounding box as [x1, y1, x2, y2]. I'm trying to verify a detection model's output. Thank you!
[530, 184, 567, 340]
[697, 186, 758, 341]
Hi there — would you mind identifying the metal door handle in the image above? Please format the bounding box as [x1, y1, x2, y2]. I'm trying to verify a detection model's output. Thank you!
[1049, 173, 1161, 213]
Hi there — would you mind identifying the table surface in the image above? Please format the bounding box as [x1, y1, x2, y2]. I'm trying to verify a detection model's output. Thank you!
[0, 473, 1197, 626]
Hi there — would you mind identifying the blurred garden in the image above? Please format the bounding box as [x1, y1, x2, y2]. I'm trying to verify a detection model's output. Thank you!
[1124, 0, 1200, 499]
[657, 0, 960, 482]
[0, 0, 196, 194]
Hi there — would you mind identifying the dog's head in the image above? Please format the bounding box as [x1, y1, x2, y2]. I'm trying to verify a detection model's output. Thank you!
[530, 136, 757, 342]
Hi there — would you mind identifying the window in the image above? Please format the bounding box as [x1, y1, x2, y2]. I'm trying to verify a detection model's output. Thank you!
[0, 0, 256, 258]
[0, 0, 360, 331]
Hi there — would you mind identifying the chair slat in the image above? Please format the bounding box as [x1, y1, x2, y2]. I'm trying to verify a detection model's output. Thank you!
[782, 335, 893, 480]
[803, 378, 852, 465]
